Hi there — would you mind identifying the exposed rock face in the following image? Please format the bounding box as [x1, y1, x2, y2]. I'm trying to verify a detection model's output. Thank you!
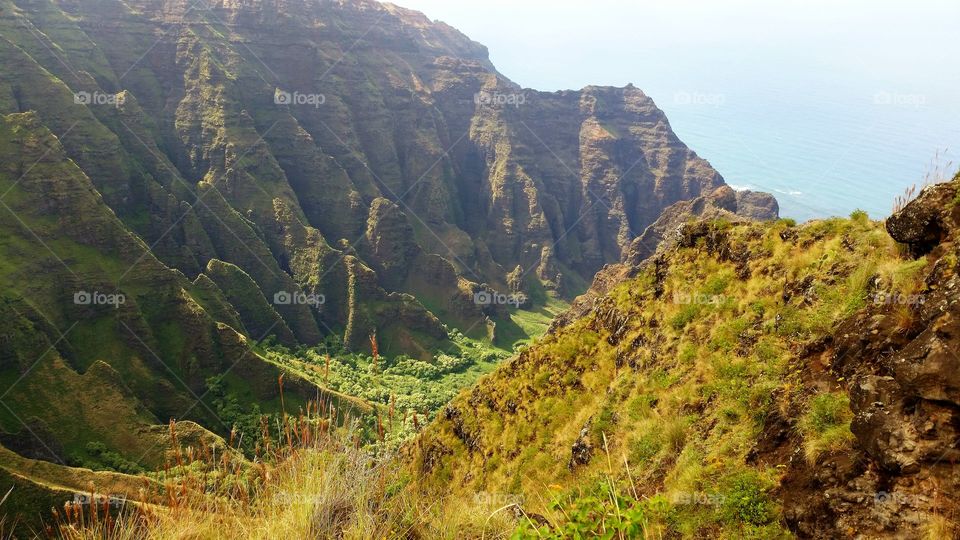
[781, 177, 960, 538]
[553, 185, 778, 329]
[886, 182, 956, 257]
[569, 421, 593, 469]
[625, 186, 777, 265]
[363, 198, 420, 291]
[732, 189, 781, 221]
[0, 0, 762, 355]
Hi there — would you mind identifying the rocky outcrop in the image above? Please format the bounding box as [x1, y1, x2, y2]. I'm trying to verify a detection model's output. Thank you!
[886, 182, 958, 257]
[553, 185, 778, 329]
[780, 176, 960, 538]
[625, 186, 777, 265]
[203, 259, 297, 345]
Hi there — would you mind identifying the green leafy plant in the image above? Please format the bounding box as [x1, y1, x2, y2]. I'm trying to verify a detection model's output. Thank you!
[798, 392, 855, 462]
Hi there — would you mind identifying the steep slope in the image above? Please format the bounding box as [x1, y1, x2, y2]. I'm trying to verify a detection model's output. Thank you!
[407, 176, 960, 538]
[555, 184, 779, 329]
[0, 0, 779, 530]
[0, 112, 361, 496]
[0, 0, 772, 354]
[779, 177, 960, 537]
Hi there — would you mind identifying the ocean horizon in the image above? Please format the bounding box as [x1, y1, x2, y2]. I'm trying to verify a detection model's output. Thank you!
[649, 77, 959, 223]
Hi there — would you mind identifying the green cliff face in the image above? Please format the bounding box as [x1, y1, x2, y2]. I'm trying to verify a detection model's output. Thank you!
[0, 0, 779, 529]
[0, 110, 361, 507]
[0, 0, 769, 353]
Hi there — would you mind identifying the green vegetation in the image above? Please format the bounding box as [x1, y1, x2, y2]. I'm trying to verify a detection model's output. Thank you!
[798, 392, 855, 462]
[514, 481, 670, 539]
[68, 442, 144, 475]
[717, 471, 776, 527]
[0, 0, 955, 535]
[849, 208, 869, 222]
[18, 180, 958, 538]
[260, 328, 519, 447]
[410, 212, 930, 538]
[50, 401, 518, 540]
[494, 296, 569, 350]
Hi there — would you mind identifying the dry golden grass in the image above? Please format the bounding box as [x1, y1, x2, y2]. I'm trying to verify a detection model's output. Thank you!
[45, 393, 517, 540]
[924, 514, 958, 540]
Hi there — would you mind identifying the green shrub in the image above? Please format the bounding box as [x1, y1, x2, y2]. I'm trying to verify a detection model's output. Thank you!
[629, 432, 663, 464]
[663, 415, 692, 455]
[591, 406, 617, 441]
[627, 393, 656, 420]
[703, 271, 733, 295]
[670, 304, 701, 330]
[515, 482, 667, 538]
[678, 343, 698, 364]
[798, 392, 855, 462]
[84, 441, 143, 474]
[804, 393, 849, 432]
[718, 471, 774, 526]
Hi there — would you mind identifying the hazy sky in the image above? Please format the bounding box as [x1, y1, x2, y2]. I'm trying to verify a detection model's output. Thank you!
[392, 0, 960, 221]
[392, 0, 958, 96]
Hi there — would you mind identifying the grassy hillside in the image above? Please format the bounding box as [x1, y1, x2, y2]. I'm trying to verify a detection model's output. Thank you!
[18, 176, 959, 539]
[407, 198, 955, 537]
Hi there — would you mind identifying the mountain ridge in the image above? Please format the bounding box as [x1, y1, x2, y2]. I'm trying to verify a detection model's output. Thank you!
[0, 0, 781, 532]
[0, 0, 780, 378]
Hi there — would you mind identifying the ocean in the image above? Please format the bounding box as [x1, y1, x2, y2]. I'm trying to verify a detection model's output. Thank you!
[648, 78, 960, 223]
